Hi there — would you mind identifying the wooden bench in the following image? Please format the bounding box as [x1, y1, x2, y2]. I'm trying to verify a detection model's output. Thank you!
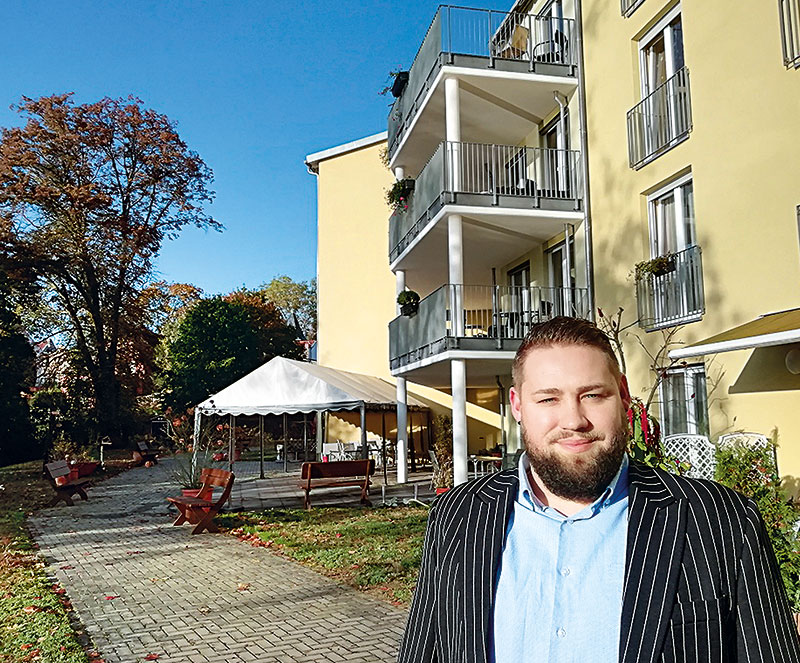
[165, 468, 234, 535]
[133, 439, 159, 466]
[44, 460, 91, 507]
[299, 459, 375, 510]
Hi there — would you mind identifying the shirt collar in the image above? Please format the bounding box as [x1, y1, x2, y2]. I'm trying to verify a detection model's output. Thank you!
[517, 451, 630, 519]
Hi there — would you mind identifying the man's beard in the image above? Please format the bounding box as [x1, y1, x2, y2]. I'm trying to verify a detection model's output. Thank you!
[523, 418, 628, 502]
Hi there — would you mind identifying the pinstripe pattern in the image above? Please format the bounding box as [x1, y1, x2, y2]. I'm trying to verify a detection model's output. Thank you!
[397, 461, 800, 663]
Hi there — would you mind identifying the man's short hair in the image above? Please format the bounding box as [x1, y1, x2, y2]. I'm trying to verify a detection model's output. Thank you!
[511, 316, 621, 387]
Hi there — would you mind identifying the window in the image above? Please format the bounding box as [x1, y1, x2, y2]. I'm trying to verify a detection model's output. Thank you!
[660, 365, 709, 437]
[648, 174, 695, 257]
[639, 8, 684, 98]
[627, 6, 691, 168]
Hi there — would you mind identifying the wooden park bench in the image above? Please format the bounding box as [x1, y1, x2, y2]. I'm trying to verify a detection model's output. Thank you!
[133, 440, 159, 466]
[165, 468, 235, 535]
[299, 459, 375, 510]
[44, 459, 91, 507]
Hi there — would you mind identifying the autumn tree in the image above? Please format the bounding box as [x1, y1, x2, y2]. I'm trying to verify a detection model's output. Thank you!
[159, 293, 302, 411]
[0, 94, 218, 443]
[259, 275, 317, 340]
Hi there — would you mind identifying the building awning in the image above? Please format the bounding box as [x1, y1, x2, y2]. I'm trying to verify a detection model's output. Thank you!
[669, 308, 800, 360]
[196, 356, 426, 416]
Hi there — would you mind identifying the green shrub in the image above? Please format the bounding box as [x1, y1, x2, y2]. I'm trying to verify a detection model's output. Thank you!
[714, 434, 800, 612]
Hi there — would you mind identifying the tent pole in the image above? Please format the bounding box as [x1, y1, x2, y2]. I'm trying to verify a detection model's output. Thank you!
[360, 403, 368, 460]
[283, 413, 288, 473]
[259, 415, 264, 479]
[303, 412, 308, 461]
[229, 414, 235, 474]
[381, 410, 387, 485]
[192, 409, 201, 478]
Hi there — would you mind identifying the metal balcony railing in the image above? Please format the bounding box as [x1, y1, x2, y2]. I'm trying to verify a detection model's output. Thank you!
[636, 245, 704, 331]
[780, 0, 800, 68]
[627, 67, 692, 169]
[621, 0, 646, 17]
[389, 284, 590, 369]
[388, 6, 577, 158]
[389, 143, 582, 263]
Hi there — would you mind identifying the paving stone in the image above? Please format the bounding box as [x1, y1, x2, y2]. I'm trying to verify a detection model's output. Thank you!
[30, 459, 410, 662]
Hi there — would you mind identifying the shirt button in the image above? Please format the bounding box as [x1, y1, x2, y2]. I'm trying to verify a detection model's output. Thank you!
[561, 567, 571, 576]
[556, 628, 566, 638]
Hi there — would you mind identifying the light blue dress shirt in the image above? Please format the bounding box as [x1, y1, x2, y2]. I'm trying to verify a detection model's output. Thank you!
[491, 453, 629, 663]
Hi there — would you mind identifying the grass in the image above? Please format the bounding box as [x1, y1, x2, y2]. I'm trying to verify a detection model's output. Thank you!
[0, 457, 130, 663]
[218, 506, 430, 606]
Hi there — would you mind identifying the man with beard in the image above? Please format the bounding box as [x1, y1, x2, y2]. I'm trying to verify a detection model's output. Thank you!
[397, 317, 800, 663]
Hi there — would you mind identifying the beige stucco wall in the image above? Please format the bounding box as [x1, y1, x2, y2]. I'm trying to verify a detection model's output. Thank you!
[582, 0, 800, 481]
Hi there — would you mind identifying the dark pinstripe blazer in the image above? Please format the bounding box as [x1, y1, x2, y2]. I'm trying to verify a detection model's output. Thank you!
[398, 461, 800, 663]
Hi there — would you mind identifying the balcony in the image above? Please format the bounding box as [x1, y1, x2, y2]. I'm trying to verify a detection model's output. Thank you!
[780, 0, 800, 68]
[389, 284, 591, 375]
[636, 245, 704, 331]
[389, 142, 582, 265]
[388, 5, 577, 170]
[627, 67, 692, 169]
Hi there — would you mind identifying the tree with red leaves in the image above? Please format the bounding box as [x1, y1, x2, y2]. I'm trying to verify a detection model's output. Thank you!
[0, 93, 218, 443]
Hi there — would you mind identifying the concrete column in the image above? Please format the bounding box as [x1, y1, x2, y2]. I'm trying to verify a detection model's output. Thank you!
[393, 166, 405, 181]
[448, 214, 464, 337]
[444, 77, 461, 143]
[444, 77, 461, 192]
[395, 270, 406, 303]
[451, 359, 468, 485]
[396, 378, 408, 484]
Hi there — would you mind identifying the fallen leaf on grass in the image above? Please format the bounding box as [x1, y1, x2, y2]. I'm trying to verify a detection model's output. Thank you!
[236, 582, 250, 591]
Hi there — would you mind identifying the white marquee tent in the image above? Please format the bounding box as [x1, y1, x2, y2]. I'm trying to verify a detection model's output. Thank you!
[192, 357, 426, 475]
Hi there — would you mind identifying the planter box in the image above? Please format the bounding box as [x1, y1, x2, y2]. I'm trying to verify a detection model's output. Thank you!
[75, 461, 99, 477]
[400, 303, 418, 317]
[391, 71, 409, 98]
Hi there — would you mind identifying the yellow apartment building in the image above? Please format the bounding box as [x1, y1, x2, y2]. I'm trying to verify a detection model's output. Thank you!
[306, 132, 506, 479]
[581, 0, 800, 486]
[309, 0, 800, 487]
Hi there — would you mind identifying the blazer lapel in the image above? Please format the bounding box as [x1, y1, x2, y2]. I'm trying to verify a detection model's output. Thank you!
[470, 471, 518, 663]
[619, 462, 687, 663]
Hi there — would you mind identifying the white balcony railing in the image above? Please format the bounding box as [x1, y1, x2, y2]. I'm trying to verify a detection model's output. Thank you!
[636, 245, 704, 331]
[627, 67, 692, 169]
[780, 0, 800, 68]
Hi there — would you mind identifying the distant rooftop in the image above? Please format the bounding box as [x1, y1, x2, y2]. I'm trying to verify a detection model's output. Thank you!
[305, 131, 387, 173]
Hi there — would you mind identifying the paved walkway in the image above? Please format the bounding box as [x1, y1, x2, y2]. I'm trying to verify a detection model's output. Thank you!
[29, 461, 410, 663]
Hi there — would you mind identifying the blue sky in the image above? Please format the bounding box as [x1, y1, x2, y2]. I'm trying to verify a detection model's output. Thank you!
[1, 1, 504, 295]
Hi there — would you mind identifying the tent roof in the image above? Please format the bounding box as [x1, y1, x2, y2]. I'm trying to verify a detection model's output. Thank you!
[669, 308, 800, 360]
[196, 356, 426, 416]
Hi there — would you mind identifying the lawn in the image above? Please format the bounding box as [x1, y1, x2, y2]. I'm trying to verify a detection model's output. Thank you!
[0, 458, 129, 663]
[218, 506, 430, 606]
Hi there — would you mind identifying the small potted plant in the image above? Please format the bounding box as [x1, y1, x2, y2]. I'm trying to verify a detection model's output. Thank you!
[170, 449, 214, 500]
[397, 289, 421, 317]
[380, 69, 410, 98]
[634, 253, 676, 282]
[386, 178, 415, 213]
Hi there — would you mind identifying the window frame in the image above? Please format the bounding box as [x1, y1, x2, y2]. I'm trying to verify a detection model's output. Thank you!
[659, 363, 709, 437]
[638, 4, 683, 98]
[646, 172, 695, 258]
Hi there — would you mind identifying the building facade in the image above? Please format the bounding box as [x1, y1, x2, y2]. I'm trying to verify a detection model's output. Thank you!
[309, 0, 800, 487]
